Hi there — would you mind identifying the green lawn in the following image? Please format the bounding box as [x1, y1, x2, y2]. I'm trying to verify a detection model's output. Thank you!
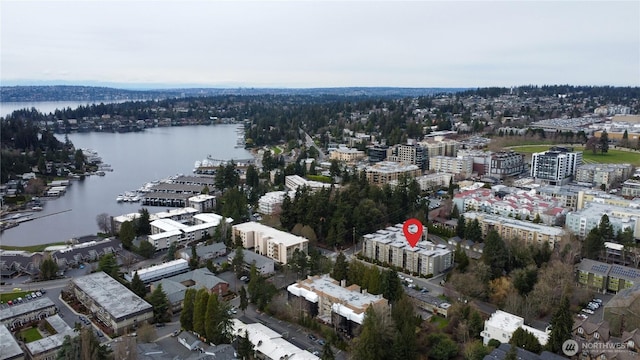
[430, 316, 449, 329]
[0, 242, 66, 252]
[21, 327, 43, 343]
[271, 146, 282, 155]
[0, 291, 30, 303]
[508, 145, 640, 166]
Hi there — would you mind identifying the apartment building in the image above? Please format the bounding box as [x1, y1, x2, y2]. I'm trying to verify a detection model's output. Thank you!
[413, 173, 454, 191]
[186, 194, 216, 213]
[429, 156, 473, 178]
[287, 275, 388, 337]
[387, 142, 427, 170]
[565, 202, 640, 239]
[362, 224, 452, 276]
[367, 145, 390, 163]
[364, 161, 422, 186]
[285, 175, 334, 192]
[576, 258, 640, 293]
[258, 190, 296, 215]
[463, 212, 564, 249]
[71, 272, 153, 335]
[147, 213, 231, 251]
[456, 149, 491, 177]
[488, 151, 525, 179]
[329, 146, 366, 163]
[575, 163, 633, 188]
[622, 179, 640, 198]
[112, 207, 200, 234]
[420, 137, 459, 159]
[530, 147, 583, 185]
[481, 310, 549, 346]
[231, 222, 309, 265]
[575, 189, 634, 210]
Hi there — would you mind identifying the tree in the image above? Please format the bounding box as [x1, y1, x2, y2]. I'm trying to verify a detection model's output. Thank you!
[137, 208, 151, 236]
[583, 227, 604, 260]
[427, 333, 459, 360]
[205, 294, 221, 343]
[532, 213, 542, 224]
[321, 341, 335, 360]
[180, 288, 197, 331]
[137, 322, 158, 343]
[456, 214, 466, 238]
[464, 340, 489, 360]
[599, 130, 609, 154]
[504, 344, 518, 360]
[97, 253, 118, 278]
[96, 213, 112, 234]
[468, 311, 484, 340]
[598, 214, 614, 241]
[237, 329, 254, 360]
[510, 327, 542, 353]
[621, 129, 629, 147]
[137, 241, 156, 259]
[193, 288, 209, 336]
[290, 248, 309, 279]
[546, 296, 572, 354]
[332, 252, 349, 282]
[232, 246, 245, 278]
[482, 230, 508, 279]
[40, 256, 59, 280]
[119, 221, 136, 250]
[239, 286, 249, 313]
[352, 307, 393, 360]
[465, 218, 482, 243]
[57, 327, 111, 360]
[147, 284, 171, 323]
[329, 159, 341, 180]
[391, 295, 418, 360]
[130, 271, 147, 298]
[245, 165, 259, 188]
[512, 267, 538, 296]
[381, 269, 403, 303]
[455, 243, 469, 272]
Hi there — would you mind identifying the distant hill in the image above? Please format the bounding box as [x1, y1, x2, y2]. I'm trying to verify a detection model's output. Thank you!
[0, 85, 468, 102]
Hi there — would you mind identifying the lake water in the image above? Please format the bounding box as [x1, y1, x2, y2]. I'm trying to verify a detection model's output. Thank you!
[1, 124, 253, 246]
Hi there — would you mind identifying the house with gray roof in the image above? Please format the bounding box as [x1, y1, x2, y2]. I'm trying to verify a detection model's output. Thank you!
[0, 297, 56, 330]
[227, 249, 275, 275]
[53, 238, 118, 267]
[0, 250, 42, 276]
[178, 242, 227, 262]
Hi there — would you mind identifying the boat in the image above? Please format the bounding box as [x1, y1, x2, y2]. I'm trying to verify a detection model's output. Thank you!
[116, 195, 124, 203]
[32, 206, 43, 211]
[96, 171, 106, 176]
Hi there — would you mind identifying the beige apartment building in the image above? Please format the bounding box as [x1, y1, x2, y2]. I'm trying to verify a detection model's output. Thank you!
[463, 212, 564, 249]
[231, 222, 309, 264]
[364, 161, 422, 186]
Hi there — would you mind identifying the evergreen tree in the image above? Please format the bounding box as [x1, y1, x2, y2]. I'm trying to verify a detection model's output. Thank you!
[193, 288, 210, 336]
[504, 344, 518, 360]
[451, 204, 460, 219]
[455, 243, 469, 272]
[119, 221, 136, 250]
[146, 284, 171, 323]
[165, 242, 177, 261]
[532, 213, 542, 224]
[232, 246, 245, 278]
[332, 252, 349, 282]
[137, 208, 151, 236]
[180, 288, 196, 331]
[622, 130, 629, 147]
[482, 230, 508, 279]
[237, 330, 254, 360]
[391, 295, 417, 360]
[137, 241, 156, 259]
[546, 297, 572, 354]
[456, 214, 466, 238]
[40, 256, 59, 280]
[465, 218, 483, 243]
[320, 341, 335, 360]
[97, 254, 119, 278]
[427, 333, 459, 360]
[469, 311, 484, 340]
[510, 327, 542, 353]
[205, 294, 220, 342]
[130, 272, 147, 298]
[584, 227, 604, 260]
[599, 130, 609, 154]
[239, 286, 249, 313]
[598, 214, 614, 241]
[381, 269, 403, 303]
[352, 307, 393, 360]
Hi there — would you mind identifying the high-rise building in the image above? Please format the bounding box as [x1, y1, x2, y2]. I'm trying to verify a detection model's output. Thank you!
[530, 147, 583, 185]
[387, 142, 427, 170]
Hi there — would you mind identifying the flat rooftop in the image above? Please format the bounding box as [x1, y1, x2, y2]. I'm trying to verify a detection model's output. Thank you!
[0, 324, 23, 359]
[289, 274, 384, 309]
[25, 315, 75, 356]
[72, 272, 152, 322]
[233, 222, 309, 247]
[0, 297, 55, 323]
[463, 212, 564, 236]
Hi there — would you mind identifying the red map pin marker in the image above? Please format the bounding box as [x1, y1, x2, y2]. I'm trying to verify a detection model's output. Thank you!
[403, 218, 423, 248]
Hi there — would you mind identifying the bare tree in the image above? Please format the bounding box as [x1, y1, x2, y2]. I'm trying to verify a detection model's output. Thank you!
[137, 322, 157, 343]
[113, 336, 137, 360]
[96, 213, 112, 234]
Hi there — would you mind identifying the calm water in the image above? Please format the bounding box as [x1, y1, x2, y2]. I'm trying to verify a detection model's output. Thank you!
[1, 125, 252, 246]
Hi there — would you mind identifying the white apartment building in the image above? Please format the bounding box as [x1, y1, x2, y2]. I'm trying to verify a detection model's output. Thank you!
[112, 207, 200, 233]
[258, 190, 296, 215]
[362, 224, 452, 276]
[622, 179, 640, 198]
[364, 161, 422, 186]
[429, 156, 473, 177]
[481, 310, 549, 346]
[146, 213, 232, 251]
[232, 222, 309, 264]
[565, 202, 640, 240]
[530, 147, 583, 185]
[285, 175, 334, 192]
[186, 194, 216, 213]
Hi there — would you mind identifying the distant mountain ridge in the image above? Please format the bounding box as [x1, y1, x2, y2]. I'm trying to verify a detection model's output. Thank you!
[0, 85, 468, 102]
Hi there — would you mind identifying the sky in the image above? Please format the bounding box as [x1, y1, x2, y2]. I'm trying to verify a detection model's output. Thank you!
[1, 0, 639, 89]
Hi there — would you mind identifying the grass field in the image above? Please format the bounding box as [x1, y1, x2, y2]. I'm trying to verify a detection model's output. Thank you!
[0, 242, 67, 252]
[21, 327, 43, 343]
[508, 145, 640, 166]
[0, 291, 30, 302]
[271, 146, 282, 155]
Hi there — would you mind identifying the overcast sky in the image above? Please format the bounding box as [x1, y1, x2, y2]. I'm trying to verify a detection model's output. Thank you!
[2, 1, 639, 88]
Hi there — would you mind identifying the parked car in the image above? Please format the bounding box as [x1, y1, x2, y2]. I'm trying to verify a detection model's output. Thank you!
[308, 334, 317, 341]
[582, 308, 595, 315]
[577, 314, 588, 320]
[155, 323, 165, 328]
[317, 339, 326, 346]
[35, 291, 42, 297]
[592, 298, 603, 304]
[26, 295, 32, 300]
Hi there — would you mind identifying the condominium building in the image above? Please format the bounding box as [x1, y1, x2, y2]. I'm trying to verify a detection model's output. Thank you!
[576, 190, 637, 210]
[420, 137, 460, 159]
[429, 156, 473, 177]
[575, 163, 633, 188]
[367, 145, 390, 163]
[488, 151, 525, 179]
[453, 188, 567, 225]
[387, 142, 427, 170]
[287, 274, 389, 337]
[285, 175, 334, 192]
[576, 258, 640, 293]
[622, 179, 640, 198]
[231, 222, 309, 264]
[414, 173, 454, 191]
[232, 319, 320, 360]
[463, 212, 564, 249]
[362, 224, 452, 276]
[258, 190, 296, 215]
[70, 272, 153, 335]
[481, 310, 549, 346]
[530, 147, 583, 185]
[147, 213, 232, 250]
[329, 146, 366, 163]
[457, 149, 491, 177]
[565, 202, 640, 239]
[112, 207, 200, 234]
[364, 161, 422, 186]
[186, 194, 216, 213]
